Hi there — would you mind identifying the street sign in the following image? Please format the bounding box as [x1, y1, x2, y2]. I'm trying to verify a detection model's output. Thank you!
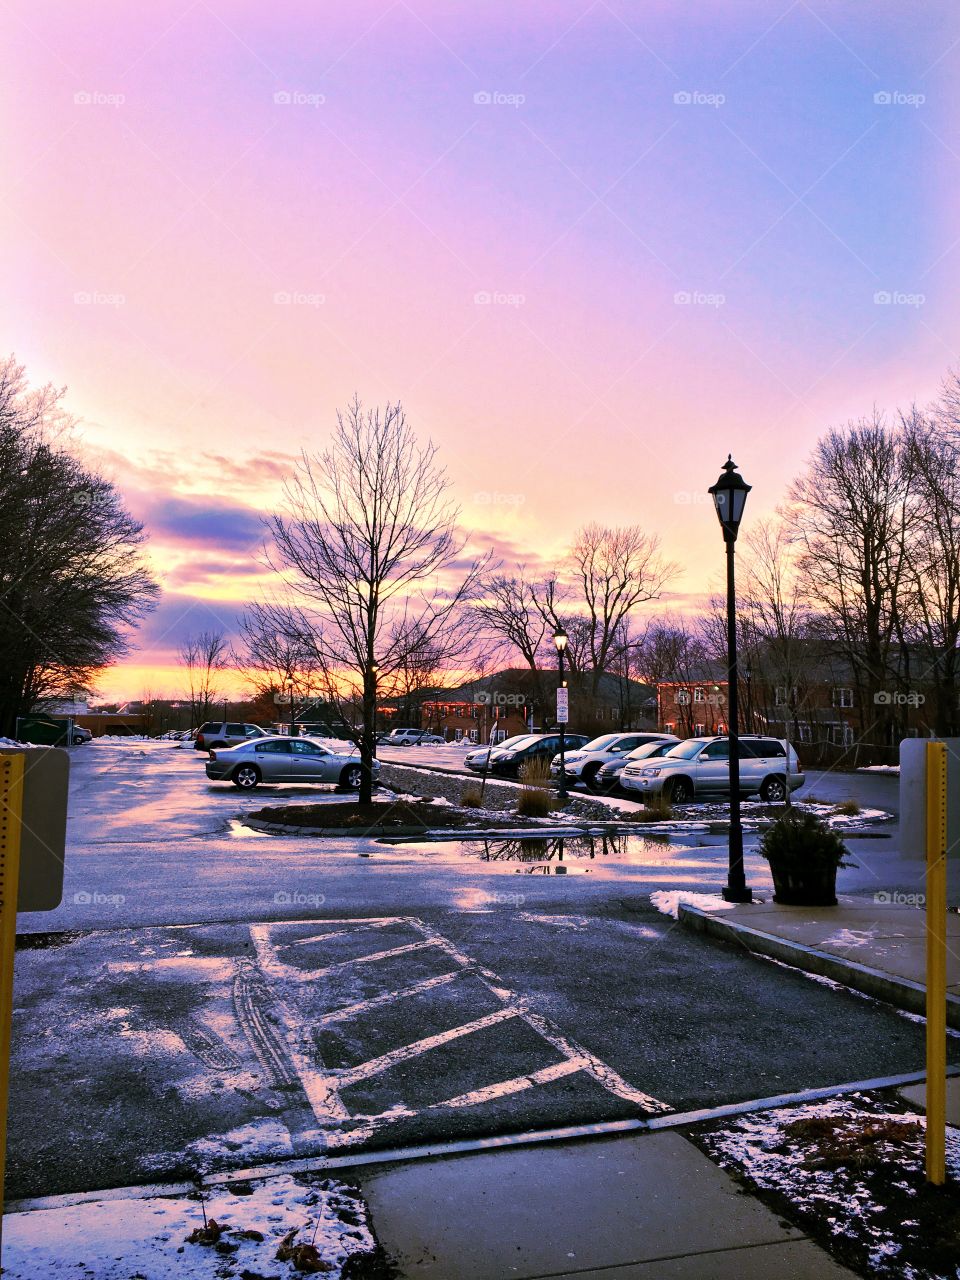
[273, 692, 293, 705]
[556, 686, 569, 724]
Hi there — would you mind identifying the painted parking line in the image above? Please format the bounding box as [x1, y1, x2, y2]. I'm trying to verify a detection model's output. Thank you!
[248, 915, 669, 1150]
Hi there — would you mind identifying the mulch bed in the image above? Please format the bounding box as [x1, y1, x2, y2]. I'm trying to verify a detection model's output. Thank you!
[690, 1092, 960, 1278]
[251, 800, 470, 830]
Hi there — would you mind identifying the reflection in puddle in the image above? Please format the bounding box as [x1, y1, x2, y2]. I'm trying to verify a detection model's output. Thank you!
[389, 832, 692, 869]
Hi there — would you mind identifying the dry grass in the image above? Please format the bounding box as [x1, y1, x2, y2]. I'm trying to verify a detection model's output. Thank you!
[834, 798, 861, 816]
[460, 782, 483, 808]
[784, 1114, 921, 1170]
[639, 793, 673, 821]
[517, 756, 554, 817]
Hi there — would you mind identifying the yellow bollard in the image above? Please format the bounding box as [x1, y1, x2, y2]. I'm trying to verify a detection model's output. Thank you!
[925, 740, 948, 1185]
[0, 754, 25, 1250]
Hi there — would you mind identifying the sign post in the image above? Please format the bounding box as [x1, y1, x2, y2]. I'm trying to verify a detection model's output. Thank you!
[925, 740, 948, 1184]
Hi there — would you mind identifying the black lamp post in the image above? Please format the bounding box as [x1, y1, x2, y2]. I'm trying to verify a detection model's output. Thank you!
[708, 455, 752, 904]
[554, 626, 569, 801]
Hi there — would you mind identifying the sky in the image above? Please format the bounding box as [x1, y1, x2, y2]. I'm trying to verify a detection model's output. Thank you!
[5, 0, 960, 699]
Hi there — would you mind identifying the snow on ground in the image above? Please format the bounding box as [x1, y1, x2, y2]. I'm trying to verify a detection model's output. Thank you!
[2, 1172, 377, 1279]
[649, 890, 738, 919]
[700, 1095, 960, 1280]
[859, 764, 900, 774]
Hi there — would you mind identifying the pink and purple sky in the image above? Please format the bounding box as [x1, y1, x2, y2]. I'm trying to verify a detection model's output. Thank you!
[6, 1, 959, 698]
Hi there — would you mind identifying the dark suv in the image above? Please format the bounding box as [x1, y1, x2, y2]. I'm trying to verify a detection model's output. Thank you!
[488, 732, 589, 779]
[194, 721, 269, 752]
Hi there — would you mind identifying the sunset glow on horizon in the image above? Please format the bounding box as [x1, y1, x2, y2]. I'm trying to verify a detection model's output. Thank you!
[8, 0, 960, 700]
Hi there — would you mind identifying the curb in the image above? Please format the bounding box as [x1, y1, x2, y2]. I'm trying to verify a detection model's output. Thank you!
[678, 903, 960, 1030]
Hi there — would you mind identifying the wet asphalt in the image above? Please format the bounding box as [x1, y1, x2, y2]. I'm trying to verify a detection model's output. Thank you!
[9, 741, 944, 1201]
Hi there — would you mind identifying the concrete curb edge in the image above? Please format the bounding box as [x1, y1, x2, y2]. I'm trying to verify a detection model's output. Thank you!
[678, 903, 960, 1030]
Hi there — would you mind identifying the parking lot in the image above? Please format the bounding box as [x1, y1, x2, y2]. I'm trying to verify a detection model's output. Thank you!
[9, 739, 938, 1201]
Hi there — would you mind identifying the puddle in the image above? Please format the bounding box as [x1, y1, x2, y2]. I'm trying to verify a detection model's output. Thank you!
[383, 832, 701, 866]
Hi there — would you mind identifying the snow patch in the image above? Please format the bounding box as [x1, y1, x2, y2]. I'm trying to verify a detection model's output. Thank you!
[649, 890, 737, 919]
[2, 1172, 376, 1279]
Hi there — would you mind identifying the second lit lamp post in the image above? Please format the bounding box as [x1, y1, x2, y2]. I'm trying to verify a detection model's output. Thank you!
[554, 625, 569, 802]
[708, 455, 753, 904]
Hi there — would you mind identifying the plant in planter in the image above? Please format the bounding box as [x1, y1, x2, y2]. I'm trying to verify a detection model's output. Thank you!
[758, 808, 854, 906]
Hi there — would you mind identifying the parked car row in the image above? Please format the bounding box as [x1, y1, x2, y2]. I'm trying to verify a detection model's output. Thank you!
[619, 734, 803, 802]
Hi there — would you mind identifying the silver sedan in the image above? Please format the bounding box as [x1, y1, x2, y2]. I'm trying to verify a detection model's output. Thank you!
[205, 735, 381, 790]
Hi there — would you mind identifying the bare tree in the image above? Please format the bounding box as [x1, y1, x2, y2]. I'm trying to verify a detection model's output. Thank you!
[472, 571, 551, 699]
[635, 617, 711, 737]
[267, 397, 488, 802]
[901, 408, 960, 735]
[178, 629, 229, 728]
[234, 601, 321, 712]
[788, 414, 911, 756]
[570, 524, 678, 694]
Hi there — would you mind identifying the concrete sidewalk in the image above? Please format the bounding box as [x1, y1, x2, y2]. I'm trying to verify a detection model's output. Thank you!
[679, 897, 960, 1027]
[359, 1130, 856, 1278]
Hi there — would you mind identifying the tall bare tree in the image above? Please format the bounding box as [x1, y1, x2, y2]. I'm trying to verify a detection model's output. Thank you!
[901, 408, 960, 735]
[178, 629, 229, 728]
[788, 414, 911, 755]
[267, 398, 488, 802]
[571, 524, 678, 694]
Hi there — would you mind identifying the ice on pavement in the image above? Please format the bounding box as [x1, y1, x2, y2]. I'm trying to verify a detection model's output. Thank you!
[649, 890, 737, 919]
[2, 1172, 377, 1279]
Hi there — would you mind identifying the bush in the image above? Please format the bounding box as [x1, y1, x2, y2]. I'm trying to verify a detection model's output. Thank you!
[461, 782, 483, 808]
[758, 808, 852, 872]
[640, 794, 673, 822]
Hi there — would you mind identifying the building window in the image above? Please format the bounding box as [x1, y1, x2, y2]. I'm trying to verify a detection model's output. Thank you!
[694, 722, 706, 734]
[832, 687, 854, 709]
[797, 723, 813, 743]
[693, 688, 705, 703]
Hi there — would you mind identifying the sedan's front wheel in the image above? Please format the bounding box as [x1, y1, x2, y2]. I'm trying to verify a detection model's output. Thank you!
[341, 765, 364, 789]
[232, 764, 261, 790]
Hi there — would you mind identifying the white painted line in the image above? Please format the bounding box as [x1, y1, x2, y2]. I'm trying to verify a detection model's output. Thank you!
[334, 1006, 524, 1089]
[308, 937, 444, 977]
[317, 971, 464, 1025]
[406, 917, 668, 1114]
[435, 1057, 590, 1109]
[285, 920, 402, 947]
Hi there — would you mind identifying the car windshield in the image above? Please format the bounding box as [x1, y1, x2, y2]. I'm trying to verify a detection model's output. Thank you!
[626, 740, 672, 761]
[497, 735, 537, 751]
[665, 739, 708, 760]
[583, 734, 619, 752]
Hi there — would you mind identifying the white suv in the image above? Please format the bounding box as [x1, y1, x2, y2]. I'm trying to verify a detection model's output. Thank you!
[620, 735, 804, 803]
[550, 731, 679, 791]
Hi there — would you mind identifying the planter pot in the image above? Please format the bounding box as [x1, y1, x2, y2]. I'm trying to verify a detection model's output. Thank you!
[769, 860, 838, 906]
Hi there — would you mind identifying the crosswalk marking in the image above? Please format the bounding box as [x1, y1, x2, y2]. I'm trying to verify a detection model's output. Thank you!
[242, 916, 669, 1148]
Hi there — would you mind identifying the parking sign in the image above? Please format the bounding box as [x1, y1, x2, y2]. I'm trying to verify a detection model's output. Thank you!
[556, 687, 569, 724]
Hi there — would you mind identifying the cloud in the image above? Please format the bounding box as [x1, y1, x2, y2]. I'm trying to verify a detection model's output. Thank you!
[135, 493, 266, 553]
